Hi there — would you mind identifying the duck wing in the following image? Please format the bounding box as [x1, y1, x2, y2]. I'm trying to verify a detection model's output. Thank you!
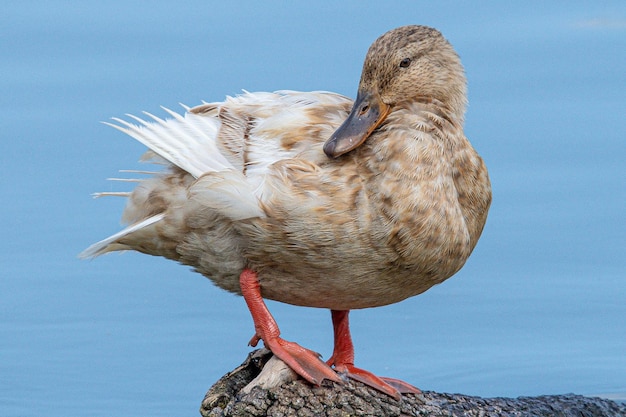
[80, 90, 352, 259]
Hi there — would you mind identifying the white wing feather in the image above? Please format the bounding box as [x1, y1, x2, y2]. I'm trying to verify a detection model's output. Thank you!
[104, 106, 234, 178]
[189, 171, 265, 220]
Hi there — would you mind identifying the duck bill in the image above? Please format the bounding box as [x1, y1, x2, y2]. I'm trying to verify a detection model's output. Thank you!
[323, 90, 391, 158]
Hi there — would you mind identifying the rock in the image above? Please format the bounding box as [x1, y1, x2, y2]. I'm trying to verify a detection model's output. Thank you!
[200, 349, 626, 417]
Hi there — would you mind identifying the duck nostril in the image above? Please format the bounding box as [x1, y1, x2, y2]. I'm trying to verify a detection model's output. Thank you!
[360, 105, 369, 115]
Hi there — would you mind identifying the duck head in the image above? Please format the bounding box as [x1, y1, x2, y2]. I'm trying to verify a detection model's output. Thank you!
[324, 25, 467, 158]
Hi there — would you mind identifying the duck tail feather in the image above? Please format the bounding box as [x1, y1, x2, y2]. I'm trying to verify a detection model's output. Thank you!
[78, 213, 165, 259]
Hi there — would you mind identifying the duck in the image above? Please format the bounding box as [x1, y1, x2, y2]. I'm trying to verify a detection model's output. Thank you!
[81, 25, 492, 399]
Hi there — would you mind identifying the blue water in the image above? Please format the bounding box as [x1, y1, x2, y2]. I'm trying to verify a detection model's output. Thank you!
[2, 2, 625, 416]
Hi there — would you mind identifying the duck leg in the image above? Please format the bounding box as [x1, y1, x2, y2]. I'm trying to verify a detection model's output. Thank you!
[239, 269, 342, 385]
[326, 309, 421, 399]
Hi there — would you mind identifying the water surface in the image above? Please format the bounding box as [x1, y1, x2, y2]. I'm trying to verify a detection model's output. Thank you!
[1, 2, 624, 416]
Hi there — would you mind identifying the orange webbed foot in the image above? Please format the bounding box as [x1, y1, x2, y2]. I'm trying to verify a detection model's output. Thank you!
[240, 269, 341, 386]
[378, 376, 422, 395]
[258, 334, 340, 385]
[328, 310, 421, 399]
[331, 363, 420, 400]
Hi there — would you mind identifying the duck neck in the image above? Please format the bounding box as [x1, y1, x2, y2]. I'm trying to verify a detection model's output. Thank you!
[408, 96, 464, 127]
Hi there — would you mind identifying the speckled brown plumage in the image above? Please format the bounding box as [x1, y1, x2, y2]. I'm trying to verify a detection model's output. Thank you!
[82, 25, 491, 311]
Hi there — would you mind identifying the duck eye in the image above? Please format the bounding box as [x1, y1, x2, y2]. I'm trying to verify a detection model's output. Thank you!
[399, 58, 411, 68]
